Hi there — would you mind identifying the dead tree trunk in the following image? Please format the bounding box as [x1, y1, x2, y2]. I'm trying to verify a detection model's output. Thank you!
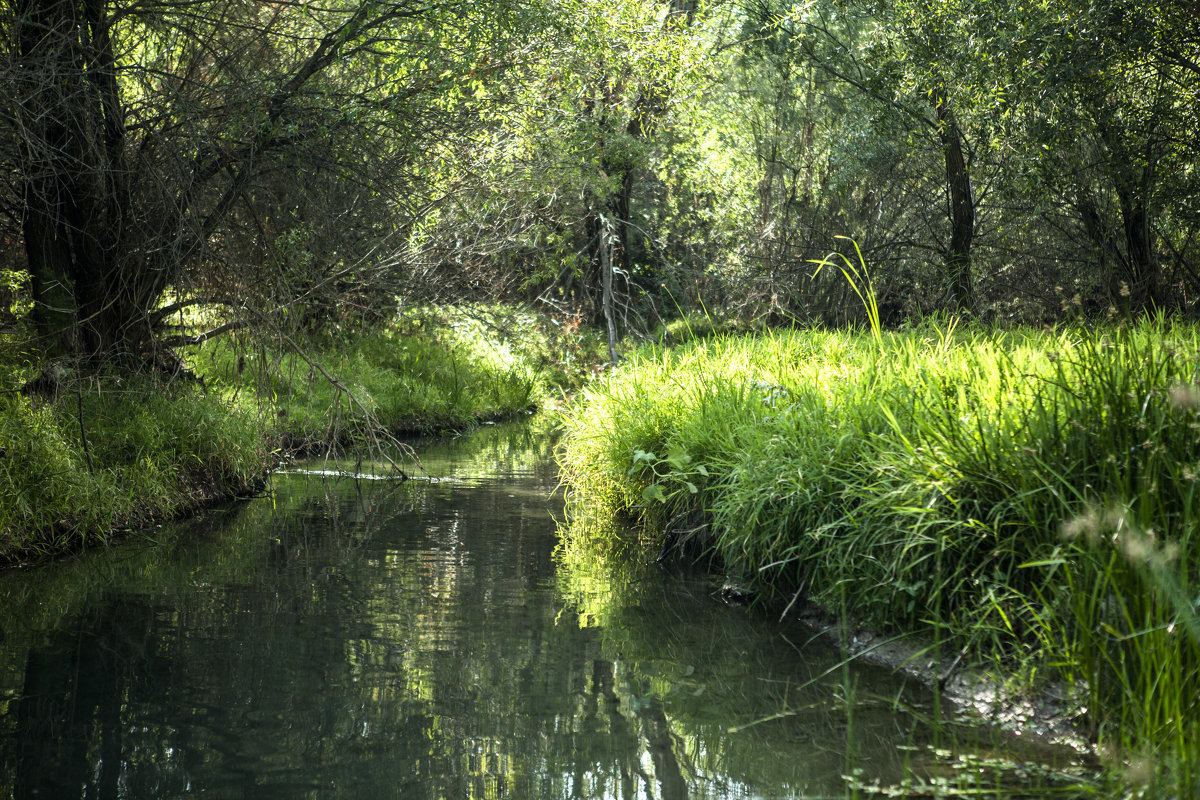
[581, 0, 697, 333]
[599, 216, 620, 364]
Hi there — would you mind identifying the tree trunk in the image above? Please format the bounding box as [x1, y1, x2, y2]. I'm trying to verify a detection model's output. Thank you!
[600, 217, 620, 365]
[1090, 106, 1162, 314]
[22, 183, 76, 348]
[933, 87, 977, 315]
[1116, 178, 1160, 311]
[15, 0, 142, 362]
[1075, 174, 1160, 316]
[18, 0, 80, 348]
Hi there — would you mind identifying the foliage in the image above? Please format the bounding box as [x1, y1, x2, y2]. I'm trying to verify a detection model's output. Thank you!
[413, 0, 708, 334]
[559, 319, 1200, 794]
[638, 0, 1200, 323]
[1, 0, 1198, 377]
[0, 0, 538, 361]
[3, 0, 1197, 372]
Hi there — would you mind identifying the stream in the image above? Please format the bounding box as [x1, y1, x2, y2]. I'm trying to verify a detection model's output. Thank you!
[0, 422, 1092, 798]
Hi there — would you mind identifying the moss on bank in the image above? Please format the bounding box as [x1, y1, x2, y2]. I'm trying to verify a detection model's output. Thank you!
[0, 305, 606, 565]
[558, 318, 1200, 796]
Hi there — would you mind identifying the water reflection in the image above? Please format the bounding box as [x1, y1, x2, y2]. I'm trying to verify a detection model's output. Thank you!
[0, 423, 1088, 798]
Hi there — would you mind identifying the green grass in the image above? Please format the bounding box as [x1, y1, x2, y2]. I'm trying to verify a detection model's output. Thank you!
[0, 304, 608, 563]
[186, 305, 606, 448]
[0, 377, 271, 561]
[558, 317, 1200, 796]
[652, 308, 763, 345]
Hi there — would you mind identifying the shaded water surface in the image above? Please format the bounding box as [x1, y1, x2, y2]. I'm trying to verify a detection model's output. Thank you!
[0, 424, 1088, 798]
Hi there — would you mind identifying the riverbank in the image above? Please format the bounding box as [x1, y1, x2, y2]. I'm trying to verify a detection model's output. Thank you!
[558, 318, 1200, 797]
[3, 419, 1075, 798]
[0, 305, 606, 565]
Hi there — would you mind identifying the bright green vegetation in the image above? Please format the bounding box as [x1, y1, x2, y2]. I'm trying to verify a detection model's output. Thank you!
[0, 307, 604, 564]
[559, 319, 1200, 795]
[4, 0, 1198, 786]
[186, 309, 581, 449]
[0, 379, 269, 562]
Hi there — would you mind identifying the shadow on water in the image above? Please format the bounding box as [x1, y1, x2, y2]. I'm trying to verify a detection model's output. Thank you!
[0, 422, 1094, 798]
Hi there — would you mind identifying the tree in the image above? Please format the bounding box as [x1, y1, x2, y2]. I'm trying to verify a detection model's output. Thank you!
[979, 0, 1200, 312]
[699, 0, 991, 316]
[413, 0, 706, 350]
[2, 0, 511, 365]
[684, 0, 1200, 321]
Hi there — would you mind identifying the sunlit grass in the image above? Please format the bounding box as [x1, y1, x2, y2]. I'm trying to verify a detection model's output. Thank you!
[0, 377, 271, 561]
[186, 304, 607, 449]
[559, 317, 1200, 796]
[0, 304, 607, 563]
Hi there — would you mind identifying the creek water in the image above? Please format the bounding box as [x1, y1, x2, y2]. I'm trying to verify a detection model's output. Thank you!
[0, 423, 1090, 799]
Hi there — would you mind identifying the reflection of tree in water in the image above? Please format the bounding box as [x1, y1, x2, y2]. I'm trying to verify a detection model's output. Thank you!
[11, 597, 162, 799]
[0, 424, 704, 799]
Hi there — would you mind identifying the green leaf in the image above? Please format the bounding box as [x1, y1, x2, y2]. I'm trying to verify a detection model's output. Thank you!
[632, 449, 657, 464]
[666, 446, 692, 469]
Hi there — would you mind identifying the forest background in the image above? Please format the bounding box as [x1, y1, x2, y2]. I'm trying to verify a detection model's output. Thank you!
[2, 0, 1197, 364]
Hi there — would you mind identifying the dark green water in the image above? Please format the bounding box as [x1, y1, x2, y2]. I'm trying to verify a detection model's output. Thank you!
[0, 423, 1089, 799]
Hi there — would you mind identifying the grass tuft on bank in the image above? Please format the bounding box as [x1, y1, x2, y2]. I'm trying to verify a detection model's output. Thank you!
[0, 379, 270, 561]
[558, 317, 1200, 795]
[186, 306, 608, 446]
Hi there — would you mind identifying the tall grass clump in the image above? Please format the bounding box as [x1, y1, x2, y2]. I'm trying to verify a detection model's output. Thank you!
[559, 317, 1200, 794]
[0, 376, 271, 562]
[560, 328, 870, 525]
